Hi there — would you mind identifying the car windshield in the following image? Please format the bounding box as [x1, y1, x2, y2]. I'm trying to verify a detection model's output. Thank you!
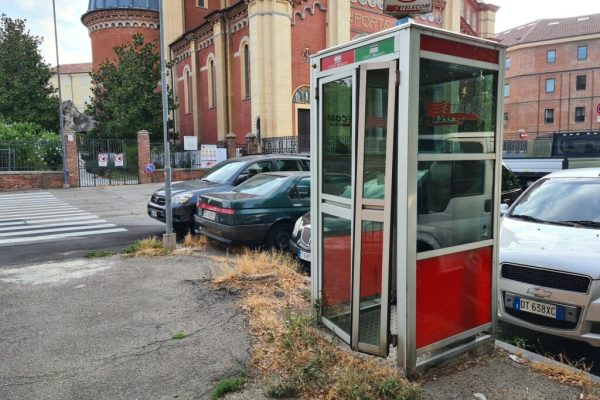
[509, 177, 600, 227]
[200, 160, 245, 184]
[232, 174, 288, 196]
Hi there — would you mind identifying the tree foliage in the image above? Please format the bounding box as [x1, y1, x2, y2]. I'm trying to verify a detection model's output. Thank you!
[0, 15, 59, 133]
[87, 34, 175, 140]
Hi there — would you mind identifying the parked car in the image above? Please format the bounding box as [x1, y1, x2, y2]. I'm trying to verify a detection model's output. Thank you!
[498, 168, 600, 346]
[194, 171, 311, 249]
[147, 154, 309, 232]
[290, 164, 523, 263]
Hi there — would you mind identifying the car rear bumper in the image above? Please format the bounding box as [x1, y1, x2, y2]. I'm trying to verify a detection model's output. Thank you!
[148, 202, 194, 225]
[194, 215, 271, 245]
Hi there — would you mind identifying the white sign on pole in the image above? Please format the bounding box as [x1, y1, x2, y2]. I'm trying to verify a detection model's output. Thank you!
[383, 0, 433, 17]
[114, 153, 124, 167]
[200, 144, 218, 168]
[183, 135, 198, 151]
[98, 153, 108, 167]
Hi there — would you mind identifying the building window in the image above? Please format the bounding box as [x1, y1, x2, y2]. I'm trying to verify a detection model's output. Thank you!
[578, 46, 588, 61]
[505, 57, 511, 70]
[503, 112, 508, 121]
[197, 0, 206, 8]
[544, 109, 554, 124]
[208, 58, 216, 109]
[184, 68, 192, 114]
[576, 75, 587, 90]
[545, 78, 555, 93]
[546, 50, 556, 64]
[241, 42, 250, 99]
[504, 83, 510, 97]
[575, 107, 585, 122]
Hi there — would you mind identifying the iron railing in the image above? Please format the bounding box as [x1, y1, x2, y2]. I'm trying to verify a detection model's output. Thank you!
[0, 140, 63, 171]
[261, 136, 310, 154]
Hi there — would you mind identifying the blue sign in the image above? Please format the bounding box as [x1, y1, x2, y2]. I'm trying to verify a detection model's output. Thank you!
[145, 163, 155, 173]
[596, 102, 600, 115]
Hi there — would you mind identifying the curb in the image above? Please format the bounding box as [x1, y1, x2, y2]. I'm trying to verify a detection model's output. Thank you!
[495, 339, 600, 384]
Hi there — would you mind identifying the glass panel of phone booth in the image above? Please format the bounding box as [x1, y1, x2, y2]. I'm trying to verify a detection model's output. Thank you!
[353, 64, 395, 355]
[319, 73, 355, 341]
[416, 55, 498, 350]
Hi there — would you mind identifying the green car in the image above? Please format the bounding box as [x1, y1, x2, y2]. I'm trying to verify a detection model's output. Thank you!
[194, 171, 311, 249]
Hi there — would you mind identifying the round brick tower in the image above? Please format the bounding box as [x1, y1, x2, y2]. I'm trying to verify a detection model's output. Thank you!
[82, 0, 160, 71]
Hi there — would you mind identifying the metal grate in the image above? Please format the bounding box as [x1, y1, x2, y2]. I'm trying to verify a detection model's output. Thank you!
[503, 294, 581, 330]
[501, 264, 591, 294]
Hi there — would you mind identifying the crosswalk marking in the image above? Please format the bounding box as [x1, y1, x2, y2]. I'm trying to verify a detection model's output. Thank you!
[0, 193, 127, 245]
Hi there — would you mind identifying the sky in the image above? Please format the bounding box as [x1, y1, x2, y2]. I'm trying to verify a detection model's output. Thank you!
[1, 0, 599, 66]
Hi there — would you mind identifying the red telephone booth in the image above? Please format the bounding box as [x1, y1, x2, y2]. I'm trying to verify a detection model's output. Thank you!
[310, 22, 505, 370]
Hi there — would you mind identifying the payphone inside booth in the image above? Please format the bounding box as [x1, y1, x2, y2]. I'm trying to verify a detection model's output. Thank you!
[309, 23, 505, 370]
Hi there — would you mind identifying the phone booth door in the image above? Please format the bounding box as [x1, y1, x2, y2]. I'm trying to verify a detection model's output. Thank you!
[318, 61, 397, 357]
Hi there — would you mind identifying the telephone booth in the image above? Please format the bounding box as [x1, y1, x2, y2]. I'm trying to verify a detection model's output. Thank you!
[309, 23, 505, 371]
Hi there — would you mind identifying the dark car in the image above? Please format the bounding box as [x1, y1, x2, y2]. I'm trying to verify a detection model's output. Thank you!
[194, 171, 311, 249]
[147, 154, 309, 232]
[290, 164, 523, 264]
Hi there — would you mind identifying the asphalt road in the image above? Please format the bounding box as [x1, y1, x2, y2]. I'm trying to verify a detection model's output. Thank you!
[0, 184, 169, 267]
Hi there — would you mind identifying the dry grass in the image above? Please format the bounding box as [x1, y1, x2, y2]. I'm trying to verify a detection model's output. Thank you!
[124, 236, 171, 257]
[173, 233, 211, 255]
[212, 249, 420, 399]
[530, 361, 600, 399]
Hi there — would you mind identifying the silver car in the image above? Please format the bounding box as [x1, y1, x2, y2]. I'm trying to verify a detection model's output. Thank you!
[498, 168, 600, 346]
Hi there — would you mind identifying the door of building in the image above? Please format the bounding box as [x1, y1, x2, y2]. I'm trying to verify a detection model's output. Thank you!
[318, 61, 397, 357]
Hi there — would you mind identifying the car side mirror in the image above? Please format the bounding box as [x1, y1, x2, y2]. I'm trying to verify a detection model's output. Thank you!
[235, 174, 249, 185]
[500, 203, 509, 216]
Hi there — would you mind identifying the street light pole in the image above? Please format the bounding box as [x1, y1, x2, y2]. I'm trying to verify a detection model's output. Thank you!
[52, 0, 68, 188]
[158, 0, 175, 249]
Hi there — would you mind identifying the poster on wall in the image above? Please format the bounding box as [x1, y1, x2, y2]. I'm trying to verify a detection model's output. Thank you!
[200, 144, 227, 168]
[183, 136, 198, 151]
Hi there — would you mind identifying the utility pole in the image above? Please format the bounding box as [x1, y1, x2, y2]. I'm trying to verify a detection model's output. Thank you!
[52, 0, 68, 188]
[158, 0, 176, 249]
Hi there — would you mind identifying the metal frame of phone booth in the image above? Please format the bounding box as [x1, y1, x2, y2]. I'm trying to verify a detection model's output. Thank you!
[309, 22, 506, 371]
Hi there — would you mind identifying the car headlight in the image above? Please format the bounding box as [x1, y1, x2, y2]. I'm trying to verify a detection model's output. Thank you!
[292, 217, 304, 237]
[175, 192, 194, 205]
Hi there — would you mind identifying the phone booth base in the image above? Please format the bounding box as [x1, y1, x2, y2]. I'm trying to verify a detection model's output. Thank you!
[310, 22, 505, 371]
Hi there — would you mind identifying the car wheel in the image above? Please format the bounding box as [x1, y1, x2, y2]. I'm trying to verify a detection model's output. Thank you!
[264, 222, 294, 251]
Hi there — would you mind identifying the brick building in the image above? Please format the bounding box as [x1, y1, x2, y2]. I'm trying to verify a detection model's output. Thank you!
[168, 0, 498, 145]
[497, 13, 600, 140]
[81, 0, 498, 145]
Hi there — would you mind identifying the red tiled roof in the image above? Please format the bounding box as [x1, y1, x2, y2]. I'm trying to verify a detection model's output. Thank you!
[496, 13, 600, 47]
[51, 63, 93, 74]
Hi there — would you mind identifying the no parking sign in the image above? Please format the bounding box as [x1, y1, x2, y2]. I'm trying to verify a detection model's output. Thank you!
[98, 153, 108, 167]
[114, 153, 124, 167]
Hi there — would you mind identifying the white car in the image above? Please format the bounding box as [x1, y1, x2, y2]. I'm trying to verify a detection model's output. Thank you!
[498, 168, 600, 346]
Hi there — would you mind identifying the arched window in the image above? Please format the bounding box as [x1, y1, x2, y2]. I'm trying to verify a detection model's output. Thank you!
[184, 67, 192, 114]
[207, 56, 216, 108]
[240, 41, 251, 99]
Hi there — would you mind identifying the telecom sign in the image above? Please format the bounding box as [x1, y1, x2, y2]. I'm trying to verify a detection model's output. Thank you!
[383, 0, 433, 17]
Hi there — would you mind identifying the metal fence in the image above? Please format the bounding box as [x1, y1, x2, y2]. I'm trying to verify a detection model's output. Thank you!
[0, 140, 63, 171]
[262, 136, 310, 154]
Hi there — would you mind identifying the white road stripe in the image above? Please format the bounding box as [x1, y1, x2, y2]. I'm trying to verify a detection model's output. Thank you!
[0, 209, 82, 219]
[0, 200, 66, 206]
[0, 207, 80, 217]
[0, 215, 98, 227]
[0, 212, 92, 223]
[0, 228, 128, 245]
[0, 219, 107, 232]
[0, 223, 117, 237]
[1, 203, 70, 212]
[0, 193, 52, 199]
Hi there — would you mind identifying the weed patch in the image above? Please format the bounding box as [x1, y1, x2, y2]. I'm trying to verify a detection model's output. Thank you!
[212, 249, 420, 399]
[84, 250, 115, 258]
[182, 233, 209, 249]
[123, 236, 170, 257]
[211, 372, 246, 399]
[171, 331, 188, 340]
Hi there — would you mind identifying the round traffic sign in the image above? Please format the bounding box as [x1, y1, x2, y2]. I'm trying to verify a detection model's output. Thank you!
[145, 163, 155, 173]
[596, 102, 600, 115]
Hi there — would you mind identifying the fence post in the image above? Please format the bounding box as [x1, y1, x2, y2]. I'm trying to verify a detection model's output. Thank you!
[226, 132, 237, 159]
[137, 130, 151, 184]
[245, 132, 258, 155]
[64, 129, 78, 188]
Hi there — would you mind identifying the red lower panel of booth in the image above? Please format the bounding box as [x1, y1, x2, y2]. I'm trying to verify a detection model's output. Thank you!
[416, 246, 492, 349]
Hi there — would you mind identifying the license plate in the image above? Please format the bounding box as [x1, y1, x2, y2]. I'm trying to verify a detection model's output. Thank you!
[298, 249, 311, 262]
[512, 296, 563, 320]
[203, 210, 217, 221]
